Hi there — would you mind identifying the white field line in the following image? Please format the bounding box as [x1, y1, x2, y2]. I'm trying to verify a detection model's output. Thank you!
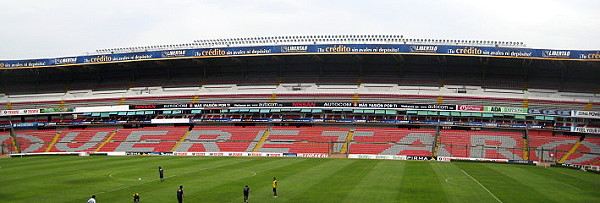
[444, 177, 456, 185]
[461, 170, 503, 203]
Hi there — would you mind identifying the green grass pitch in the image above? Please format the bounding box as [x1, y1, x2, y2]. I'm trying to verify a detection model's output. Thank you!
[0, 156, 599, 202]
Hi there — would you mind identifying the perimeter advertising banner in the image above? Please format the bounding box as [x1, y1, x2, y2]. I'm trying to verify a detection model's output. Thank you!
[130, 102, 456, 110]
[1, 44, 599, 69]
[0, 109, 40, 115]
[528, 109, 571, 116]
[484, 106, 527, 114]
[572, 127, 600, 134]
[571, 111, 600, 119]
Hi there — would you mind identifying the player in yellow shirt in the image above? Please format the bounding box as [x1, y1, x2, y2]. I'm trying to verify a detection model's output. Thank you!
[272, 177, 278, 198]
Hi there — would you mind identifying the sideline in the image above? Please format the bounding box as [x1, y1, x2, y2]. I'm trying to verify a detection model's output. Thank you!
[461, 169, 502, 203]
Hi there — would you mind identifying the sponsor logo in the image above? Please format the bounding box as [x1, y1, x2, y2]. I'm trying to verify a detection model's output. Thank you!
[199, 49, 226, 56]
[292, 102, 316, 107]
[321, 45, 351, 52]
[406, 156, 432, 160]
[573, 111, 600, 118]
[528, 109, 570, 116]
[574, 127, 600, 134]
[458, 105, 484, 111]
[297, 153, 329, 158]
[281, 45, 308, 53]
[583, 53, 600, 59]
[132, 105, 157, 109]
[54, 57, 77, 65]
[88, 55, 112, 63]
[0, 62, 4, 68]
[542, 50, 570, 58]
[192, 103, 231, 108]
[409, 45, 438, 53]
[162, 50, 186, 57]
[322, 102, 353, 107]
[1, 109, 40, 115]
[455, 47, 484, 55]
[357, 103, 398, 108]
[257, 103, 280, 107]
[485, 106, 526, 113]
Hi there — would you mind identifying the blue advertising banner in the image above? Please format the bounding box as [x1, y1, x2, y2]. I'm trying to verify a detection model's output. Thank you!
[1, 44, 598, 69]
[528, 109, 571, 116]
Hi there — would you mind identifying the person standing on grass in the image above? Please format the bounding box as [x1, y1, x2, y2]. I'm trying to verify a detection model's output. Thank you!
[243, 185, 250, 202]
[158, 166, 164, 182]
[272, 177, 278, 198]
[87, 195, 96, 203]
[177, 185, 184, 203]
[133, 193, 140, 203]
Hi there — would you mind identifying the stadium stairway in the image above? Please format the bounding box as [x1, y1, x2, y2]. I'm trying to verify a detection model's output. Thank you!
[10, 134, 19, 153]
[522, 135, 529, 161]
[44, 131, 62, 152]
[252, 127, 272, 152]
[432, 128, 441, 157]
[191, 95, 200, 104]
[339, 129, 354, 154]
[94, 129, 119, 152]
[558, 139, 582, 164]
[170, 128, 193, 152]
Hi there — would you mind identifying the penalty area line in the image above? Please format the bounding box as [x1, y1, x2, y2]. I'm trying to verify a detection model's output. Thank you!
[461, 170, 502, 203]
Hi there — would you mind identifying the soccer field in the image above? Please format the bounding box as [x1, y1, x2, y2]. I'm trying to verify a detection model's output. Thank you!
[0, 156, 599, 203]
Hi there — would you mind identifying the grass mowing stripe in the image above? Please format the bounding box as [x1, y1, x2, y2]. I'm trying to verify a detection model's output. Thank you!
[430, 162, 495, 203]
[456, 163, 552, 202]
[289, 159, 379, 202]
[344, 160, 406, 202]
[197, 158, 326, 202]
[254, 158, 351, 202]
[1, 156, 168, 183]
[397, 161, 447, 202]
[542, 167, 600, 193]
[487, 164, 600, 202]
[3, 157, 600, 203]
[93, 157, 289, 203]
[26, 157, 257, 203]
[546, 166, 600, 186]
[461, 169, 502, 203]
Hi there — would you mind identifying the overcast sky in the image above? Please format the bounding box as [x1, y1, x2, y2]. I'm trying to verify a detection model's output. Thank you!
[1, 0, 598, 60]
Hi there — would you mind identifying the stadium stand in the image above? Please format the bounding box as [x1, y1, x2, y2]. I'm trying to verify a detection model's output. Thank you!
[563, 136, 600, 166]
[12, 130, 57, 153]
[2, 36, 599, 173]
[3, 125, 599, 166]
[348, 127, 435, 156]
[528, 131, 580, 162]
[268, 126, 347, 142]
[50, 128, 115, 152]
[437, 130, 524, 160]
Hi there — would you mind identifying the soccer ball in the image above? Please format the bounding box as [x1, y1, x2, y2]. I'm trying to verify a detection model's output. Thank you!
[138, 178, 142, 181]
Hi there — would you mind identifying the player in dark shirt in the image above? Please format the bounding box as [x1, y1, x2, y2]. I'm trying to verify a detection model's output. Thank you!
[159, 166, 164, 182]
[243, 185, 250, 202]
[133, 193, 140, 203]
[177, 185, 184, 203]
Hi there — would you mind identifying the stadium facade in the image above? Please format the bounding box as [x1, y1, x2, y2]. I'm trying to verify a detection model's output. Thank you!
[0, 35, 599, 169]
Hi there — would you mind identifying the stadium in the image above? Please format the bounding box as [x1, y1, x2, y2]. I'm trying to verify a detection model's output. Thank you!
[1, 35, 600, 202]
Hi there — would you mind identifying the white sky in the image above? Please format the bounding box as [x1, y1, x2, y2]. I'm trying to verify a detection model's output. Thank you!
[1, 0, 598, 60]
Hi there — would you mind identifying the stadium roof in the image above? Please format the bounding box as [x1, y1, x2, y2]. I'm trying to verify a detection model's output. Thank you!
[0, 36, 598, 70]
